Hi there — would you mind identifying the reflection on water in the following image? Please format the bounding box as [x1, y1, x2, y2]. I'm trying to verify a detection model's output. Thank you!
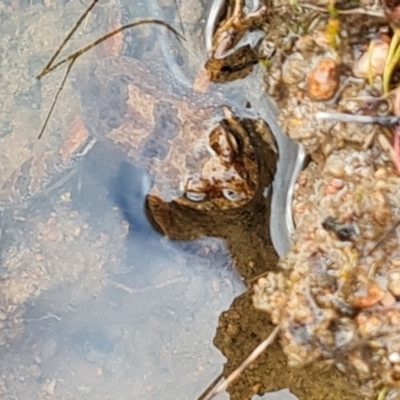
[0, 0, 297, 399]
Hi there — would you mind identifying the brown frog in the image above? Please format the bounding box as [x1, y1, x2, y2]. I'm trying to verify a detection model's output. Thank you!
[0, 0, 303, 256]
[147, 0, 305, 255]
[203, 0, 266, 83]
[144, 0, 266, 89]
[74, 55, 277, 236]
[0, 54, 277, 239]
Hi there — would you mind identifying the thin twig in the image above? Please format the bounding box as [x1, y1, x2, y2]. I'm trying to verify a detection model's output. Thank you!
[37, 0, 99, 79]
[363, 219, 400, 257]
[299, 3, 385, 18]
[197, 372, 224, 400]
[38, 19, 185, 139]
[38, 19, 185, 79]
[344, 94, 391, 102]
[24, 312, 62, 322]
[108, 277, 189, 294]
[173, 0, 185, 37]
[316, 112, 400, 126]
[331, 327, 400, 357]
[203, 326, 280, 400]
[38, 57, 76, 139]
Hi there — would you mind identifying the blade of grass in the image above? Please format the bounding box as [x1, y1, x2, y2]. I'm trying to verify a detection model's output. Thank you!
[203, 326, 280, 400]
[383, 30, 400, 94]
[38, 18, 185, 139]
[39, 19, 185, 79]
[38, 57, 76, 139]
[38, 0, 99, 79]
[377, 386, 388, 400]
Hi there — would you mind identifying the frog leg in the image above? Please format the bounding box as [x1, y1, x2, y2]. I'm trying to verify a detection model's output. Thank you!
[145, 194, 174, 237]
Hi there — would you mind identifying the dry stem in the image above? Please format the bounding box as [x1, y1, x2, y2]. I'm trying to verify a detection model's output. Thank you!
[201, 326, 280, 400]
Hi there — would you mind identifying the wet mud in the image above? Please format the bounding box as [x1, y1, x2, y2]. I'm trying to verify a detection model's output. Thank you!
[214, 292, 358, 400]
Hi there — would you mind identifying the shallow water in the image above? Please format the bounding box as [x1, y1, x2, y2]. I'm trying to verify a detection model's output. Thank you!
[0, 0, 280, 398]
[0, 1, 355, 399]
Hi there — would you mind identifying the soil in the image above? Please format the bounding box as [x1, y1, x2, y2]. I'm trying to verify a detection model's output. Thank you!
[214, 292, 358, 400]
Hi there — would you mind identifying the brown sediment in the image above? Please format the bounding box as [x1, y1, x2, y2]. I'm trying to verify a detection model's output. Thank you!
[214, 291, 358, 400]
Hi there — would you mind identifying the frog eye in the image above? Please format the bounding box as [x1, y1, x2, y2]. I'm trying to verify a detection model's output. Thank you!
[222, 189, 245, 202]
[185, 192, 206, 202]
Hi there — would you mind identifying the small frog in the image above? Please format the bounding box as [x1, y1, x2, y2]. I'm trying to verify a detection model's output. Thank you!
[0, 54, 276, 238]
[204, 0, 266, 83]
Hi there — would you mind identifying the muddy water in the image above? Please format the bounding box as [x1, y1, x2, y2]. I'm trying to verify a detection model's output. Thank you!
[0, 1, 356, 399]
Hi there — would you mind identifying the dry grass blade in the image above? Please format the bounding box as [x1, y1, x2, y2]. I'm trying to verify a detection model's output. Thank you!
[37, 58, 76, 139]
[173, 0, 185, 37]
[38, 19, 185, 79]
[37, 18, 185, 139]
[202, 326, 280, 400]
[316, 112, 400, 125]
[299, 3, 385, 17]
[37, 0, 99, 79]
[197, 372, 224, 400]
[363, 219, 400, 258]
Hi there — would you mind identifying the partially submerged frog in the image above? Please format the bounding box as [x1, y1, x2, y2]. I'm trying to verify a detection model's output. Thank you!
[203, 0, 306, 256]
[0, 53, 277, 240]
[75, 55, 271, 234]
[204, 0, 266, 82]
[0, 0, 302, 257]
[145, 0, 305, 255]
